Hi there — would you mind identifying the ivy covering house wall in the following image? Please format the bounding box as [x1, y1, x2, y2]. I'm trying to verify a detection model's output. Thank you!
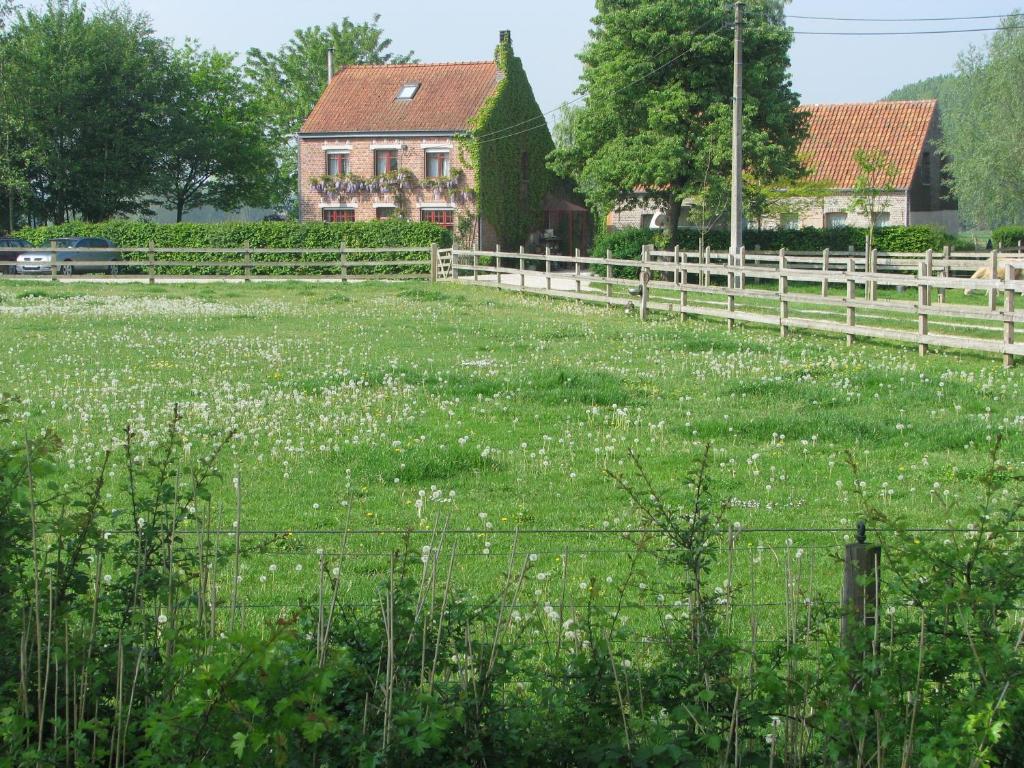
[464, 34, 554, 249]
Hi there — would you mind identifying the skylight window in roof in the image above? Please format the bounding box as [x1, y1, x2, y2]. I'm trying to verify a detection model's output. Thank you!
[396, 83, 420, 100]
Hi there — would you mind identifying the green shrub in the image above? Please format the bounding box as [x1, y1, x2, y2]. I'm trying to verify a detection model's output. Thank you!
[593, 225, 955, 265]
[992, 226, 1024, 250]
[591, 227, 668, 278]
[12, 220, 452, 276]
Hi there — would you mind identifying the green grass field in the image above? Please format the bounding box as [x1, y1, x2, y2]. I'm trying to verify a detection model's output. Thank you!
[2, 278, 1022, 629]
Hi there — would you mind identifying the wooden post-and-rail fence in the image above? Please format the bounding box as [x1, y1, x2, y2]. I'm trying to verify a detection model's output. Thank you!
[5, 242, 1022, 368]
[447, 245, 1024, 368]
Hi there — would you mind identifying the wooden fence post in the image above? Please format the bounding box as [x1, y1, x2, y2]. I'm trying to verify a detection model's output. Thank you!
[473, 250, 479, 282]
[703, 246, 711, 287]
[545, 247, 552, 292]
[846, 257, 856, 347]
[148, 240, 156, 285]
[575, 248, 582, 295]
[1005, 264, 1017, 368]
[340, 244, 348, 283]
[495, 244, 502, 290]
[640, 264, 650, 322]
[779, 248, 789, 338]
[430, 242, 439, 284]
[918, 252, 932, 357]
[605, 250, 613, 306]
[727, 250, 736, 332]
[673, 245, 681, 288]
[939, 245, 950, 304]
[244, 241, 252, 283]
[680, 249, 689, 319]
[519, 246, 526, 289]
[821, 248, 830, 298]
[49, 245, 58, 282]
[868, 248, 878, 302]
[738, 245, 746, 291]
[841, 522, 881, 647]
[989, 249, 1000, 312]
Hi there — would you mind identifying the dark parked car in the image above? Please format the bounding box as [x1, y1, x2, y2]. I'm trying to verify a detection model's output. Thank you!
[16, 237, 121, 275]
[0, 237, 32, 274]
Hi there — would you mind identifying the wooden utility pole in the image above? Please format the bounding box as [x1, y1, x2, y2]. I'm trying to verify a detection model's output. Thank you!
[729, 1, 745, 257]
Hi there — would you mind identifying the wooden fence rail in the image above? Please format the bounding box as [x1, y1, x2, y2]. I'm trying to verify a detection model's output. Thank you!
[2, 245, 441, 283]
[449, 246, 1024, 367]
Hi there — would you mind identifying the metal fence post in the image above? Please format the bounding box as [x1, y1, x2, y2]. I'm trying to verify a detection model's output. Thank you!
[841, 522, 881, 647]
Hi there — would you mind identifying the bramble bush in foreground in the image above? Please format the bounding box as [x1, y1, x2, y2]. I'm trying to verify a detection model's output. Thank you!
[0, 395, 1021, 766]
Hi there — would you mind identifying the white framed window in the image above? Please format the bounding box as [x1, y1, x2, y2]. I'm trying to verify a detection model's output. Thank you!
[781, 214, 800, 230]
[871, 212, 891, 228]
[425, 151, 450, 178]
[824, 212, 847, 229]
[326, 151, 349, 176]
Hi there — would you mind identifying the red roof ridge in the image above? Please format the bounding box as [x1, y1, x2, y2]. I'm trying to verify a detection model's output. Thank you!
[339, 60, 497, 69]
[800, 99, 937, 109]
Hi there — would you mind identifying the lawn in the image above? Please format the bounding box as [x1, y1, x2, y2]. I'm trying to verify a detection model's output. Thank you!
[2, 279, 1022, 633]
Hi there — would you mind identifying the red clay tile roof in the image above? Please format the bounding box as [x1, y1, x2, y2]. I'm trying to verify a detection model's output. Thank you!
[300, 61, 501, 135]
[799, 100, 938, 190]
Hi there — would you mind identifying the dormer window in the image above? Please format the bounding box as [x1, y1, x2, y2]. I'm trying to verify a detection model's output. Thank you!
[396, 83, 420, 100]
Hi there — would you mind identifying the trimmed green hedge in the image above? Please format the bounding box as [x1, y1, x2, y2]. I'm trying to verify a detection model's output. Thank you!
[593, 226, 957, 278]
[992, 226, 1024, 250]
[12, 220, 452, 275]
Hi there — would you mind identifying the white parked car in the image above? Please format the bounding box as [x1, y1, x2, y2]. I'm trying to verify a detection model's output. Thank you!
[16, 237, 121, 275]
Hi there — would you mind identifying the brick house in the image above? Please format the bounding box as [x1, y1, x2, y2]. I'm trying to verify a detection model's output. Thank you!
[298, 32, 581, 250]
[608, 99, 959, 235]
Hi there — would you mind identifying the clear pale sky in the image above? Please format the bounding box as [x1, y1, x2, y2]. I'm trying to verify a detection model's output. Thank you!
[86, 0, 1024, 109]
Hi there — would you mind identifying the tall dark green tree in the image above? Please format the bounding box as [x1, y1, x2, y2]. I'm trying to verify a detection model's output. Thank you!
[245, 17, 414, 211]
[3, 0, 170, 223]
[152, 44, 279, 222]
[548, 0, 806, 239]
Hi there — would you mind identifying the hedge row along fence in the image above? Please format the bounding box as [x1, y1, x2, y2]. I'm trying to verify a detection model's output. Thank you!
[593, 225, 959, 278]
[11, 220, 453, 276]
[993, 226, 1024, 249]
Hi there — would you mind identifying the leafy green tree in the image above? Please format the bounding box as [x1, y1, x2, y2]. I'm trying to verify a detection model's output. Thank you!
[152, 44, 280, 222]
[847, 148, 899, 251]
[2, 0, 170, 223]
[245, 17, 414, 212]
[941, 13, 1024, 227]
[548, 0, 806, 242]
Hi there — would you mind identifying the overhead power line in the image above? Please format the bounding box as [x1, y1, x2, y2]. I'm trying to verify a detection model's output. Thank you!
[791, 25, 1024, 36]
[788, 13, 1014, 23]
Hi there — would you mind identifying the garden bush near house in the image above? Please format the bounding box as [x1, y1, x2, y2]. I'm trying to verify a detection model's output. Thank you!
[11, 220, 452, 276]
